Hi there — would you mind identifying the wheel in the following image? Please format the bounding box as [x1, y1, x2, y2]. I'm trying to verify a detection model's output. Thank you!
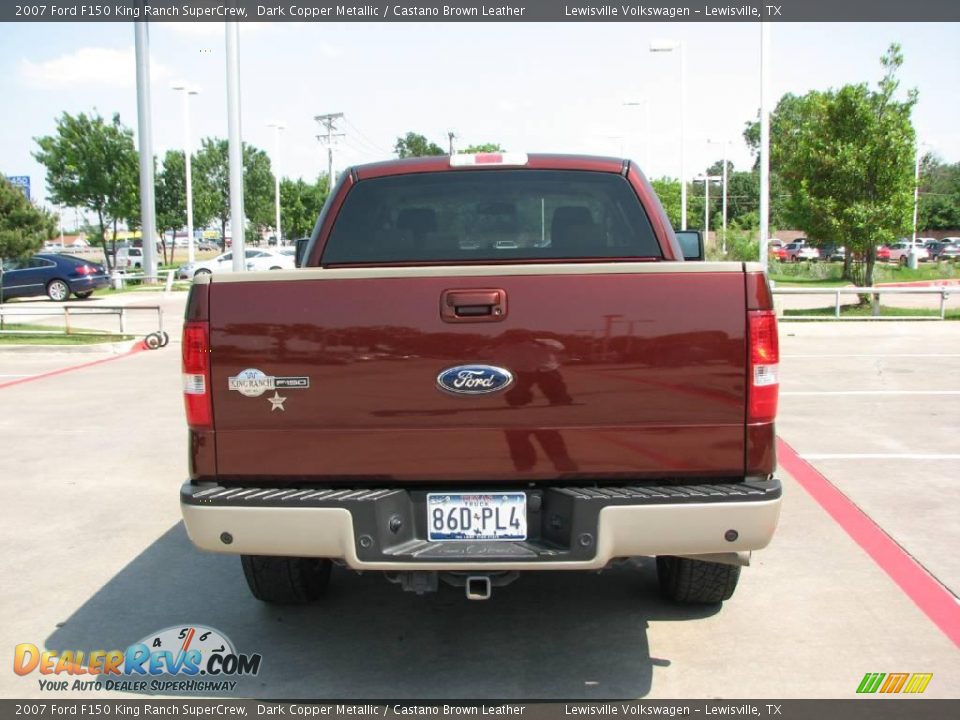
[269, 266, 282, 271]
[74, 291, 94, 299]
[159, 331, 170, 347]
[144, 332, 162, 350]
[899, 256, 907, 266]
[241, 555, 332, 604]
[47, 279, 70, 302]
[193, 269, 212, 280]
[656, 556, 741, 604]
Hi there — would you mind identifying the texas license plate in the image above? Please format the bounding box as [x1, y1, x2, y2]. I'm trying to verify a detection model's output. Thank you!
[427, 493, 527, 541]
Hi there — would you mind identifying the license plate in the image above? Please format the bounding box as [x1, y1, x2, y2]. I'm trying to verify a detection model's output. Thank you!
[427, 493, 527, 541]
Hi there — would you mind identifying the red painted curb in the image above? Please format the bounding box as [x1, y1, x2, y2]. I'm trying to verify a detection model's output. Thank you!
[0, 341, 148, 390]
[777, 437, 960, 647]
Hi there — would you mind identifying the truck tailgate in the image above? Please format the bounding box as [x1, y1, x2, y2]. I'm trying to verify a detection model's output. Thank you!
[208, 264, 747, 482]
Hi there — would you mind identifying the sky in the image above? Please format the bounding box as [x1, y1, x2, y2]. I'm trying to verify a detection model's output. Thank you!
[1, 20, 958, 218]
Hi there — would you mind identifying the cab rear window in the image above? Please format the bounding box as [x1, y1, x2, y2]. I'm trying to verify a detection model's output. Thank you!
[320, 170, 661, 264]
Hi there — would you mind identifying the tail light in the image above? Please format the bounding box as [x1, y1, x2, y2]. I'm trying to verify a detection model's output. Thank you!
[75, 265, 95, 275]
[747, 310, 779, 424]
[182, 321, 212, 429]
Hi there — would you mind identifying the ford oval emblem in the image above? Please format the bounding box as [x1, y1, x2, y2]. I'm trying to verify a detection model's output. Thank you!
[436, 365, 514, 396]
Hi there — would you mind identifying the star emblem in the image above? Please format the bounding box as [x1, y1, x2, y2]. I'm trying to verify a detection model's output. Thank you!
[267, 391, 287, 412]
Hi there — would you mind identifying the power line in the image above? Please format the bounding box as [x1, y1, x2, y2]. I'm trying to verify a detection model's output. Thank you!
[342, 117, 391, 155]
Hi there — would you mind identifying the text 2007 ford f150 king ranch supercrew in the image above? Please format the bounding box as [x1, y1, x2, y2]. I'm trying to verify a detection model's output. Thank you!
[179, 153, 782, 605]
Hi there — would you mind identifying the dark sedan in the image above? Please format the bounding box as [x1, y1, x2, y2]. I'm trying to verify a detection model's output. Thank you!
[0, 254, 110, 302]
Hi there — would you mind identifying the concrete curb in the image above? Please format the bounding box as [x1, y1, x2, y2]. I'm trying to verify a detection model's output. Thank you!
[0, 338, 141, 355]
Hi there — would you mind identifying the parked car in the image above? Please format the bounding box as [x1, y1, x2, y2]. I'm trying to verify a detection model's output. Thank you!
[245, 248, 296, 272]
[818, 244, 846, 262]
[0, 254, 109, 301]
[179, 152, 783, 608]
[783, 241, 820, 262]
[887, 241, 930, 265]
[876, 246, 892, 262]
[115, 246, 145, 271]
[177, 249, 279, 279]
[930, 241, 960, 261]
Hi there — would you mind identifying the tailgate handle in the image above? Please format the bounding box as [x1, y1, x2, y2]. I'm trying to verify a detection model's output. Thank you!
[441, 289, 507, 323]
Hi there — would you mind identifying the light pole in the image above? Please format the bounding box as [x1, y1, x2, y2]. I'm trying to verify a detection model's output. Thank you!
[707, 139, 732, 253]
[623, 99, 651, 171]
[759, 22, 771, 271]
[267, 122, 285, 245]
[694, 175, 722, 246]
[650, 39, 685, 229]
[912, 141, 930, 243]
[172, 83, 199, 264]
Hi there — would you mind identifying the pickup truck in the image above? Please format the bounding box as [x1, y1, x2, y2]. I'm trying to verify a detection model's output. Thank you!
[179, 153, 782, 606]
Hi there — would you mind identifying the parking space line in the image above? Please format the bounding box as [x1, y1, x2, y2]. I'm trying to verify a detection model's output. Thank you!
[800, 453, 960, 460]
[781, 390, 960, 396]
[0, 342, 147, 390]
[777, 437, 960, 647]
[783, 353, 960, 358]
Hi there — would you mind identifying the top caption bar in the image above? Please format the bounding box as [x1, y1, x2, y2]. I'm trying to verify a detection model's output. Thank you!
[3, 0, 960, 22]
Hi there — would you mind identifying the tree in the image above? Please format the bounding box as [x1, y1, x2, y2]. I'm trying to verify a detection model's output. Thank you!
[280, 175, 330, 239]
[193, 138, 276, 249]
[918, 155, 960, 230]
[33, 111, 139, 272]
[394, 132, 445, 158]
[460, 143, 505, 154]
[763, 45, 918, 287]
[155, 150, 186, 265]
[0, 175, 56, 261]
[650, 178, 681, 228]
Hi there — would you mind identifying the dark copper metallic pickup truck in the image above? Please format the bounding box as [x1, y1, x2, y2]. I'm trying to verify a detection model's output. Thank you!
[179, 153, 781, 605]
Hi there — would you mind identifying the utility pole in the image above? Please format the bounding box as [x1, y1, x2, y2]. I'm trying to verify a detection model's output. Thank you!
[448, 131, 457, 155]
[759, 22, 771, 271]
[315, 113, 344, 191]
[226, 22, 246, 271]
[267, 122, 285, 244]
[707, 139, 731, 254]
[134, 22, 158, 279]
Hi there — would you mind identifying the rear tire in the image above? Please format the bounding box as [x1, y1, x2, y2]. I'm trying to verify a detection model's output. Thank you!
[47, 279, 70, 302]
[241, 555, 332, 604]
[656, 556, 740, 604]
[74, 291, 94, 299]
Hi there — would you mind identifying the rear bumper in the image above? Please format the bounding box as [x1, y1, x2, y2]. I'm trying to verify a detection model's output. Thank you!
[180, 479, 782, 571]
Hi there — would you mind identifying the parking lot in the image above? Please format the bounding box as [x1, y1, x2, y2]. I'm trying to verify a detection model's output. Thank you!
[0, 292, 957, 699]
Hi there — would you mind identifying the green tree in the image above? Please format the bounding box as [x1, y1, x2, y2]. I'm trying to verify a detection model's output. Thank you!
[918, 155, 960, 230]
[460, 143, 505, 154]
[193, 138, 276, 249]
[394, 132, 445, 158]
[155, 150, 186, 265]
[761, 45, 917, 287]
[280, 175, 330, 239]
[650, 178, 681, 228]
[33, 111, 139, 271]
[0, 175, 57, 260]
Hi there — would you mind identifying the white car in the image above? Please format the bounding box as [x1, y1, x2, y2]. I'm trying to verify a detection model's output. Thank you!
[783, 241, 820, 262]
[178, 249, 279, 279]
[245, 248, 296, 272]
[887, 242, 929, 265]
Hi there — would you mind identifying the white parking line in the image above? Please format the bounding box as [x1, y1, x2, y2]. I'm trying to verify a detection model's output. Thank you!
[782, 353, 960, 358]
[800, 453, 960, 460]
[781, 390, 960, 396]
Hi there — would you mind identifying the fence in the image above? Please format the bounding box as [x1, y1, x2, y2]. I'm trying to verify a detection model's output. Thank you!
[0, 304, 165, 343]
[772, 286, 954, 320]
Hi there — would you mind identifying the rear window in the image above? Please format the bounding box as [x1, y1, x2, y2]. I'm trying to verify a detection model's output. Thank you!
[320, 170, 661, 264]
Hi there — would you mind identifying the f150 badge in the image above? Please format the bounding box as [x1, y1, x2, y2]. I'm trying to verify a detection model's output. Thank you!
[228, 368, 310, 397]
[436, 365, 513, 396]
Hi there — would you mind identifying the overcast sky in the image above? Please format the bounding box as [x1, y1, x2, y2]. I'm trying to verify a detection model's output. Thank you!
[1, 20, 958, 213]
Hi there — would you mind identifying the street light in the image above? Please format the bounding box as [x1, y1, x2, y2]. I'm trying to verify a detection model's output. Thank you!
[912, 141, 930, 243]
[171, 83, 199, 264]
[650, 39, 685, 229]
[267, 122, 286, 245]
[694, 175, 722, 246]
[707, 139, 732, 253]
[623, 99, 651, 170]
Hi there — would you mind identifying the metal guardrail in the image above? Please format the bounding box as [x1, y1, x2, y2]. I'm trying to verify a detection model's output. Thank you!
[772, 285, 954, 320]
[0, 304, 165, 339]
[111, 269, 178, 292]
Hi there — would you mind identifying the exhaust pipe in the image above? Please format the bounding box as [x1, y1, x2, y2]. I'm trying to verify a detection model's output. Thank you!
[465, 575, 492, 601]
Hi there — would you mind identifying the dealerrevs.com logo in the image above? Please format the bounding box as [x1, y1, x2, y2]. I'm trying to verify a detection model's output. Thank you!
[14, 625, 261, 693]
